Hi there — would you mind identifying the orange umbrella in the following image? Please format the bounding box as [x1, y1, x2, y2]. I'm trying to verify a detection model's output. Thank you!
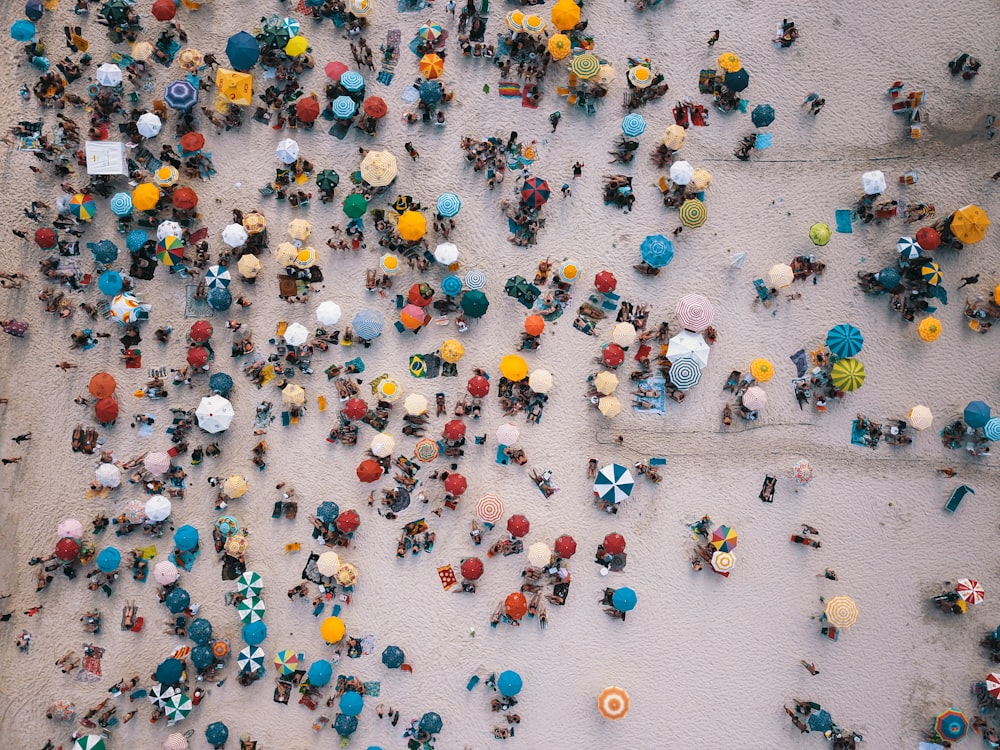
[179, 131, 205, 152]
[598, 686, 630, 720]
[419, 53, 445, 80]
[505, 592, 528, 619]
[400, 303, 426, 330]
[89, 372, 116, 398]
[95, 397, 119, 423]
[397, 211, 427, 241]
[295, 97, 320, 123]
[356, 459, 383, 482]
[524, 314, 545, 336]
[363, 96, 388, 119]
[172, 187, 198, 210]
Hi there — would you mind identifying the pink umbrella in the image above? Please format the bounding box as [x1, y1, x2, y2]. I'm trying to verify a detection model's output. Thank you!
[153, 560, 179, 584]
[325, 61, 348, 79]
[144, 451, 172, 475]
[57, 518, 84, 539]
[742, 386, 767, 410]
[675, 294, 715, 332]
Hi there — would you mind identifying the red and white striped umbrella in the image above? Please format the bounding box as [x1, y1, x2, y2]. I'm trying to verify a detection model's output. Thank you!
[742, 386, 767, 410]
[476, 494, 504, 524]
[956, 578, 985, 605]
[986, 672, 1000, 699]
[674, 294, 714, 332]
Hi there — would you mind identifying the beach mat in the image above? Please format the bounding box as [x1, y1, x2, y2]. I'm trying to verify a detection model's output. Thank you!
[499, 82, 521, 97]
[437, 565, 457, 590]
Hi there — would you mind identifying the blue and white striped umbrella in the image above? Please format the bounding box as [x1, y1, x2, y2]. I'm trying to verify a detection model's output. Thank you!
[621, 113, 646, 137]
[593, 463, 634, 504]
[237, 645, 265, 673]
[352, 310, 383, 340]
[109, 192, 133, 216]
[340, 71, 364, 93]
[984, 417, 1000, 441]
[332, 95, 357, 119]
[205, 265, 232, 289]
[436, 193, 461, 218]
[464, 269, 487, 290]
[668, 358, 701, 390]
[281, 17, 301, 37]
[896, 236, 922, 261]
[164, 80, 198, 111]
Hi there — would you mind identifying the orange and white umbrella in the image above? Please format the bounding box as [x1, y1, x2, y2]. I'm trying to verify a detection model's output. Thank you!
[598, 686, 630, 720]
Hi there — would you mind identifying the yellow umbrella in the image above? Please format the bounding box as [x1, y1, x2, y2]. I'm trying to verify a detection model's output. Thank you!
[285, 35, 309, 57]
[505, 10, 525, 30]
[397, 211, 427, 241]
[547, 34, 571, 60]
[295, 247, 316, 269]
[216, 68, 253, 106]
[500, 354, 528, 381]
[274, 242, 299, 267]
[131, 41, 153, 61]
[223, 475, 248, 499]
[950, 204, 990, 244]
[360, 150, 398, 187]
[716, 52, 741, 73]
[237, 254, 262, 278]
[243, 212, 266, 234]
[830, 358, 865, 392]
[419, 53, 445, 80]
[132, 183, 160, 212]
[440, 339, 464, 364]
[178, 48, 203, 72]
[282, 383, 306, 407]
[380, 253, 400, 276]
[824, 595, 859, 628]
[335, 563, 358, 587]
[662, 124, 686, 150]
[320, 616, 345, 643]
[749, 358, 774, 382]
[377, 379, 401, 401]
[154, 166, 179, 187]
[598, 395, 621, 418]
[627, 65, 652, 88]
[551, 0, 580, 31]
[995, 283, 1000, 305]
[917, 316, 942, 342]
[522, 14, 546, 35]
[689, 168, 712, 191]
[287, 219, 312, 241]
[594, 371, 618, 395]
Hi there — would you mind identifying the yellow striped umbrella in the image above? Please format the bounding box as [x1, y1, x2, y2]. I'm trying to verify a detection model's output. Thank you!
[830, 358, 865, 391]
[824, 595, 859, 628]
[570, 53, 601, 79]
[679, 199, 707, 228]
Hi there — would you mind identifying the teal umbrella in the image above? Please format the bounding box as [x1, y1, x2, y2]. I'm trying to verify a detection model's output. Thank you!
[825, 324, 863, 358]
[460, 290, 489, 318]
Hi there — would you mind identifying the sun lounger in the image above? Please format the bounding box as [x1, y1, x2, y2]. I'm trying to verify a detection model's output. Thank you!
[944, 485, 974, 512]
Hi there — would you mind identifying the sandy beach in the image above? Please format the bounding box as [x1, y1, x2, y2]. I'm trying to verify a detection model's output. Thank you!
[1, 0, 999, 747]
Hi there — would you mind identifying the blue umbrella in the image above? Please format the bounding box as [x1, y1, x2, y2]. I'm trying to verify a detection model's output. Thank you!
[207, 287, 233, 311]
[126, 229, 149, 253]
[188, 618, 213, 645]
[640, 234, 674, 268]
[97, 547, 121, 572]
[89, 240, 119, 264]
[667, 358, 701, 390]
[164, 80, 198, 111]
[621, 113, 646, 137]
[307, 659, 333, 686]
[241, 620, 267, 645]
[206, 721, 230, 746]
[825, 324, 863, 358]
[98, 271, 123, 296]
[723, 68, 749, 91]
[339, 691, 363, 716]
[419, 80, 442, 105]
[612, 587, 637, 612]
[334, 714, 358, 736]
[165, 587, 191, 614]
[109, 192, 133, 216]
[226, 31, 260, 71]
[419, 712, 443, 735]
[174, 524, 199, 551]
[352, 310, 383, 340]
[209, 372, 234, 396]
[497, 670, 523, 697]
[10, 19, 36, 42]
[155, 658, 183, 684]
[316, 501, 340, 523]
[191, 645, 214, 670]
[983, 417, 1000, 441]
[876, 267, 900, 290]
[441, 275, 463, 296]
[436, 193, 461, 218]
[751, 103, 775, 127]
[332, 95, 358, 119]
[340, 71, 364, 93]
[381, 645, 404, 668]
[965, 400, 991, 429]
[807, 709, 833, 732]
[25, 0, 44, 22]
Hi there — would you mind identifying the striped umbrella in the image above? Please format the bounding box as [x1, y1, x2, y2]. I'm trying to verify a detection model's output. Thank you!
[711, 550, 735, 574]
[896, 236, 922, 260]
[627, 65, 652, 88]
[237, 645, 265, 673]
[414, 438, 439, 462]
[340, 70, 365, 92]
[826, 324, 863, 358]
[204, 265, 231, 289]
[154, 166, 179, 187]
[921, 261, 943, 286]
[765, 263, 794, 288]
[711, 525, 738, 551]
[668, 359, 701, 390]
[520, 177, 550, 209]
[679, 198, 707, 228]
[983, 417, 1000, 441]
[464, 269, 487, 290]
[156, 235, 185, 266]
[476, 494, 504, 524]
[593, 464, 634, 504]
[109, 192, 133, 216]
[348, 0, 372, 16]
[380, 253, 401, 276]
[360, 150, 397, 186]
[824, 595, 860, 628]
[332, 95, 357, 119]
[274, 649, 301, 676]
[675, 294, 714, 331]
[522, 14, 546, 34]
[640, 234, 674, 268]
[417, 22, 444, 42]
[237, 571, 263, 597]
[830, 358, 865, 391]
[73, 737, 107, 750]
[352, 310, 383, 340]
[419, 53, 445, 80]
[621, 113, 646, 137]
[236, 597, 266, 624]
[598, 687, 630, 720]
[987, 673, 1000, 700]
[956, 578, 985, 604]
[570, 53, 601, 79]
[436, 192, 461, 217]
[935, 709, 969, 742]
[164, 692, 193, 724]
[164, 80, 198, 110]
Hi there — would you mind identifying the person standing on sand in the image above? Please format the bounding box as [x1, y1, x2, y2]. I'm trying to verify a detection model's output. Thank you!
[958, 274, 979, 289]
[707, 30, 720, 46]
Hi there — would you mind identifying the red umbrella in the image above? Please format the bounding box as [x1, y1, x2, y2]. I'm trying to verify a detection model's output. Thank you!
[916, 226, 941, 251]
[35, 226, 57, 248]
[507, 514, 530, 538]
[505, 592, 528, 619]
[188, 320, 212, 343]
[363, 96, 388, 119]
[524, 315, 545, 336]
[336, 509, 361, 533]
[602, 532, 626, 555]
[94, 397, 119, 423]
[443, 419, 466, 441]
[444, 473, 467, 496]
[187, 346, 209, 368]
[295, 97, 321, 123]
[88, 372, 116, 398]
[602, 344, 625, 367]
[356, 459, 383, 483]
[408, 283, 434, 307]
[325, 61, 348, 80]
[467, 375, 490, 398]
[554, 534, 577, 559]
[460, 557, 484, 580]
[179, 132, 205, 152]
[594, 270, 617, 293]
[55, 537, 81, 561]
[344, 398, 368, 421]
[172, 187, 198, 210]
[152, 0, 176, 21]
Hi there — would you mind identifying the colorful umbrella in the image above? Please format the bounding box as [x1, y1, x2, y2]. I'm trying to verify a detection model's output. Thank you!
[417, 22, 443, 42]
[594, 464, 634, 504]
[956, 578, 985, 605]
[897, 236, 922, 260]
[69, 193, 97, 222]
[156, 235, 185, 266]
[164, 692, 193, 724]
[935, 710, 968, 741]
[826, 324, 864, 358]
[792, 458, 815, 485]
[274, 649, 300, 676]
[675, 294, 714, 331]
[570, 53, 601, 79]
[352, 310, 383, 340]
[237, 597, 266, 623]
[710, 525, 738, 552]
[164, 80, 198, 110]
[621, 113, 646, 137]
[73, 737, 107, 750]
[598, 686, 630, 720]
[204, 265, 231, 289]
[640, 234, 674, 268]
[413, 438, 439, 463]
[986, 673, 1000, 700]
[824, 595, 860, 628]
[830, 358, 866, 391]
[679, 199, 707, 228]
[520, 177, 550, 209]
[548, 33, 571, 59]
[419, 53, 445, 79]
[921, 261, 943, 286]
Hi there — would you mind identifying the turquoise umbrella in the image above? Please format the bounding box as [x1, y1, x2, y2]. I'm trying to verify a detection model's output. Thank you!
[825, 324, 863, 358]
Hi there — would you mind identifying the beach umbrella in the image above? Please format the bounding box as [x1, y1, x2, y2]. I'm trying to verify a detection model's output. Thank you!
[274, 649, 301, 676]
[551, 0, 580, 29]
[950, 204, 990, 244]
[204, 266, 231, 290]
[209, 372, 233, 396]
[506, 514, 530, 538]
[398, 210, 427, 241]
[131, 184, 161, 213]
[788, 458, 815, 486]
[315, 170, 340, 195]
[206, 287, 233, 312]
[523, 315, 546, 339]
[675, 294, 714, 332]
[241, 621, 267, 646]
[621, 113, 646, 138]
[495, 423, 520, 446]
[916, 226, 941, 251]
[500, 354, 528, 382]
[861, 170, 886, 195]
[710, 525, 738, 552]
[669, 161, 693, 185]
[109, 191, 133, 217]
[497, 670, 523, 697]
[97, 547, 121, 572]
[558, 260, 580, 284]
[601, 344, 625, 367]
[598, 686, 630, 720]
[983, 417, 1000, 441]
[172, 187, 198, 211]
[710, 550, 735, 574]
[419, 53, 445, 79]
[570, 53, 601, 79]
[809, 222, 831, 246]
[917, 316, 942, 342]
[157, 657, 184, 685]
[520, 177, 550, 209]
[164, 80, 198, 111]
[689, 169, 713, 192]
[598, 395, 622, 418]
[908, 405, 933, 430]
[460, 557, 484, 581]
[460, 289, 489, 318]
[417, 21, 444, 42]
[594, 464, 634, 504]
[593, 271, 618, 294]
[348, 0, 373, 15]
[444, 419, 467, 441]
[156, 234, 185, 267]
[679, 199, 708, 228]
[433, 193, 462, 220]
[293, 247, 316, 269]
[333, 715, 358, 737]
[58, 518, 84, 539]
[122, 499, 146, 524]
[956, 578, 985, 604]
[307, 660, 333, 687]
[987, 673, 1000, 700]
[94, 398, 119, 423]
[640, 234, 674, 268]
[225, 31, 259, 71]
[126, 229, 149, 253]
[35, 226, 57, 249]
[877, 267, 901, 290]
[464, 270, 488, 292]
[236, 597, 266, 624]
[594, 371, 619, 395]
[282, 322, 309, 347]
[89, 240, 119, 265]
[547, 535, 577, 561]
[830, 358, 865, 391]
[314, 301, 343, 328]
[176, 49, 203, 74]
[505, 591, 528, 619]
[627, 65, 652, 88]
[340, 70, 365, 94]
[742, 386, 767, 410]
[404, 394, 428, 416]
[69, 193, 97, 222]
[477, 494, 504, 523]
[765, 263, 794, 288]
[547, 33, 571, 59]
[320, 616, 345, 643]
[316, 502, 340, 525]
[336, 691, 363, 718]
[164, 692, 193, 724]
[339, 195, 368, 223]
[897, 236, 922, 261]
[344, 398, 368, 421]
[25, 0, 43, 21]
[237, 645, 265, 672]
[612, 587, 637, 612]
[189, 618, 213, 645]
[356, 459, 383, 483]
[196, 395, 234, 433]
[921, 261, 943, 286]
[155, 221, 182, 243]
[804, 709, 833, 733]
[287, 219, 312, 242]
[444, 474, 468, 496]
[174, 524, 199, 551]
[662, 125, 687, 151]
[465, 374, 490, 398]
[668, 359, 701, 390]
[236, 571, 263, 598]
[522, 13, 546, 34]
[88, 372, 117, 400]
[332, 95, 357, 120]
[335, 561, 359, 586]
[749, 358, 774, 382]
[153, 166, 179, 189]
[95, 463, 121, 488]
[360, 150, 398, 187]
[275, 138, 300, 165]
[293, 96, 320, 123]
[222, 475, 248, 500]
[166, 587, 190, 614]
[529, 369, 553, 394]
[55, 538, 81, 562]
[413, 438, 439, 463]
[152, 0, 176, 20]
[935, 710, 969, 742]
[154, 560, 179, 584]
[824, 595, 860, 628]
[370, 432, 395, 458]
[352, 310, 383, 340]
[215, 515, 238, 537]
[723, 68, 749, 91]
[10, 19, 36, 42]
[205, 722, 229, 746]
[965, 400, 991, 428]
[379, 253, 400, 276]
[751, 103, 775, 127]
[137, 112, 164, 139]
[826, 324, 863, 358]
[527, 542, 551, 567]
[73, 737, 106, 750]
[716, 52, 741, 72]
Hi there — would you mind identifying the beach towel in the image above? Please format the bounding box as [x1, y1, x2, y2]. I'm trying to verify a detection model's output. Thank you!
[634, 377, 666, 415]
[834, 209, 855, 234]
[498, 82, 521, 97]
[362, 681, 380, 696]
[437, 565, 457, 590]
[789, 349, 808, 378]
[521, 88, 538, 108]
[184, 284, 213, 318]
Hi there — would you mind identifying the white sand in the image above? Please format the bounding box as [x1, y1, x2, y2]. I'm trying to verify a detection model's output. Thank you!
[1, 0, 999, 747]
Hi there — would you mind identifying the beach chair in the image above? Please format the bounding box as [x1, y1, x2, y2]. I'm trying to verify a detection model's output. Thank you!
[944, 485, 974, 512]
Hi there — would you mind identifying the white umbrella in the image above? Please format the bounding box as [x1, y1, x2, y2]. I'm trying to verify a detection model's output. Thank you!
[276, 138, 300, 164]
[221, 223, 248, 248]
[527, 542, 551, 567]
[861, 170, 886, 195]
[196, 395, 234, 433]
[909, 405, 933, 430]
[610, 322, 636, 348]
[96, 63, 123, 87]
[316, 301, 342, 326]
[317, 551, 341, 576]
[370, 432, 395, 457]
[434, 242, 459, 265]
[145, 494, 172, 522]
[137, 112, 162, 137]
[283, 322, 309, 347]
[528, 369, 553, 393]
[95, 463, 121, 488]
[157, 220, 183, 241]
[496, 423, 520, 445]
[666, 330, 710, 369]
[404, 393, 428, 415]
[669, 161, 694, 185]
[153, 560, 179, 584]
[144, 451, 171, 475]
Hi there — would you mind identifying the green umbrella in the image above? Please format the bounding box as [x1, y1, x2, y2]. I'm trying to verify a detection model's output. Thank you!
[316, 169, 340, 192]
[236, 571, 263, 597]
[164, 692, 193, 723]
[460, 290, 489, 318]
[101, 0, 130, 24]
[809, 222, 831, 246]
[236, 596, 266, 623]
[73, 737, 107, 750]
[343, 193, 368, 218]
